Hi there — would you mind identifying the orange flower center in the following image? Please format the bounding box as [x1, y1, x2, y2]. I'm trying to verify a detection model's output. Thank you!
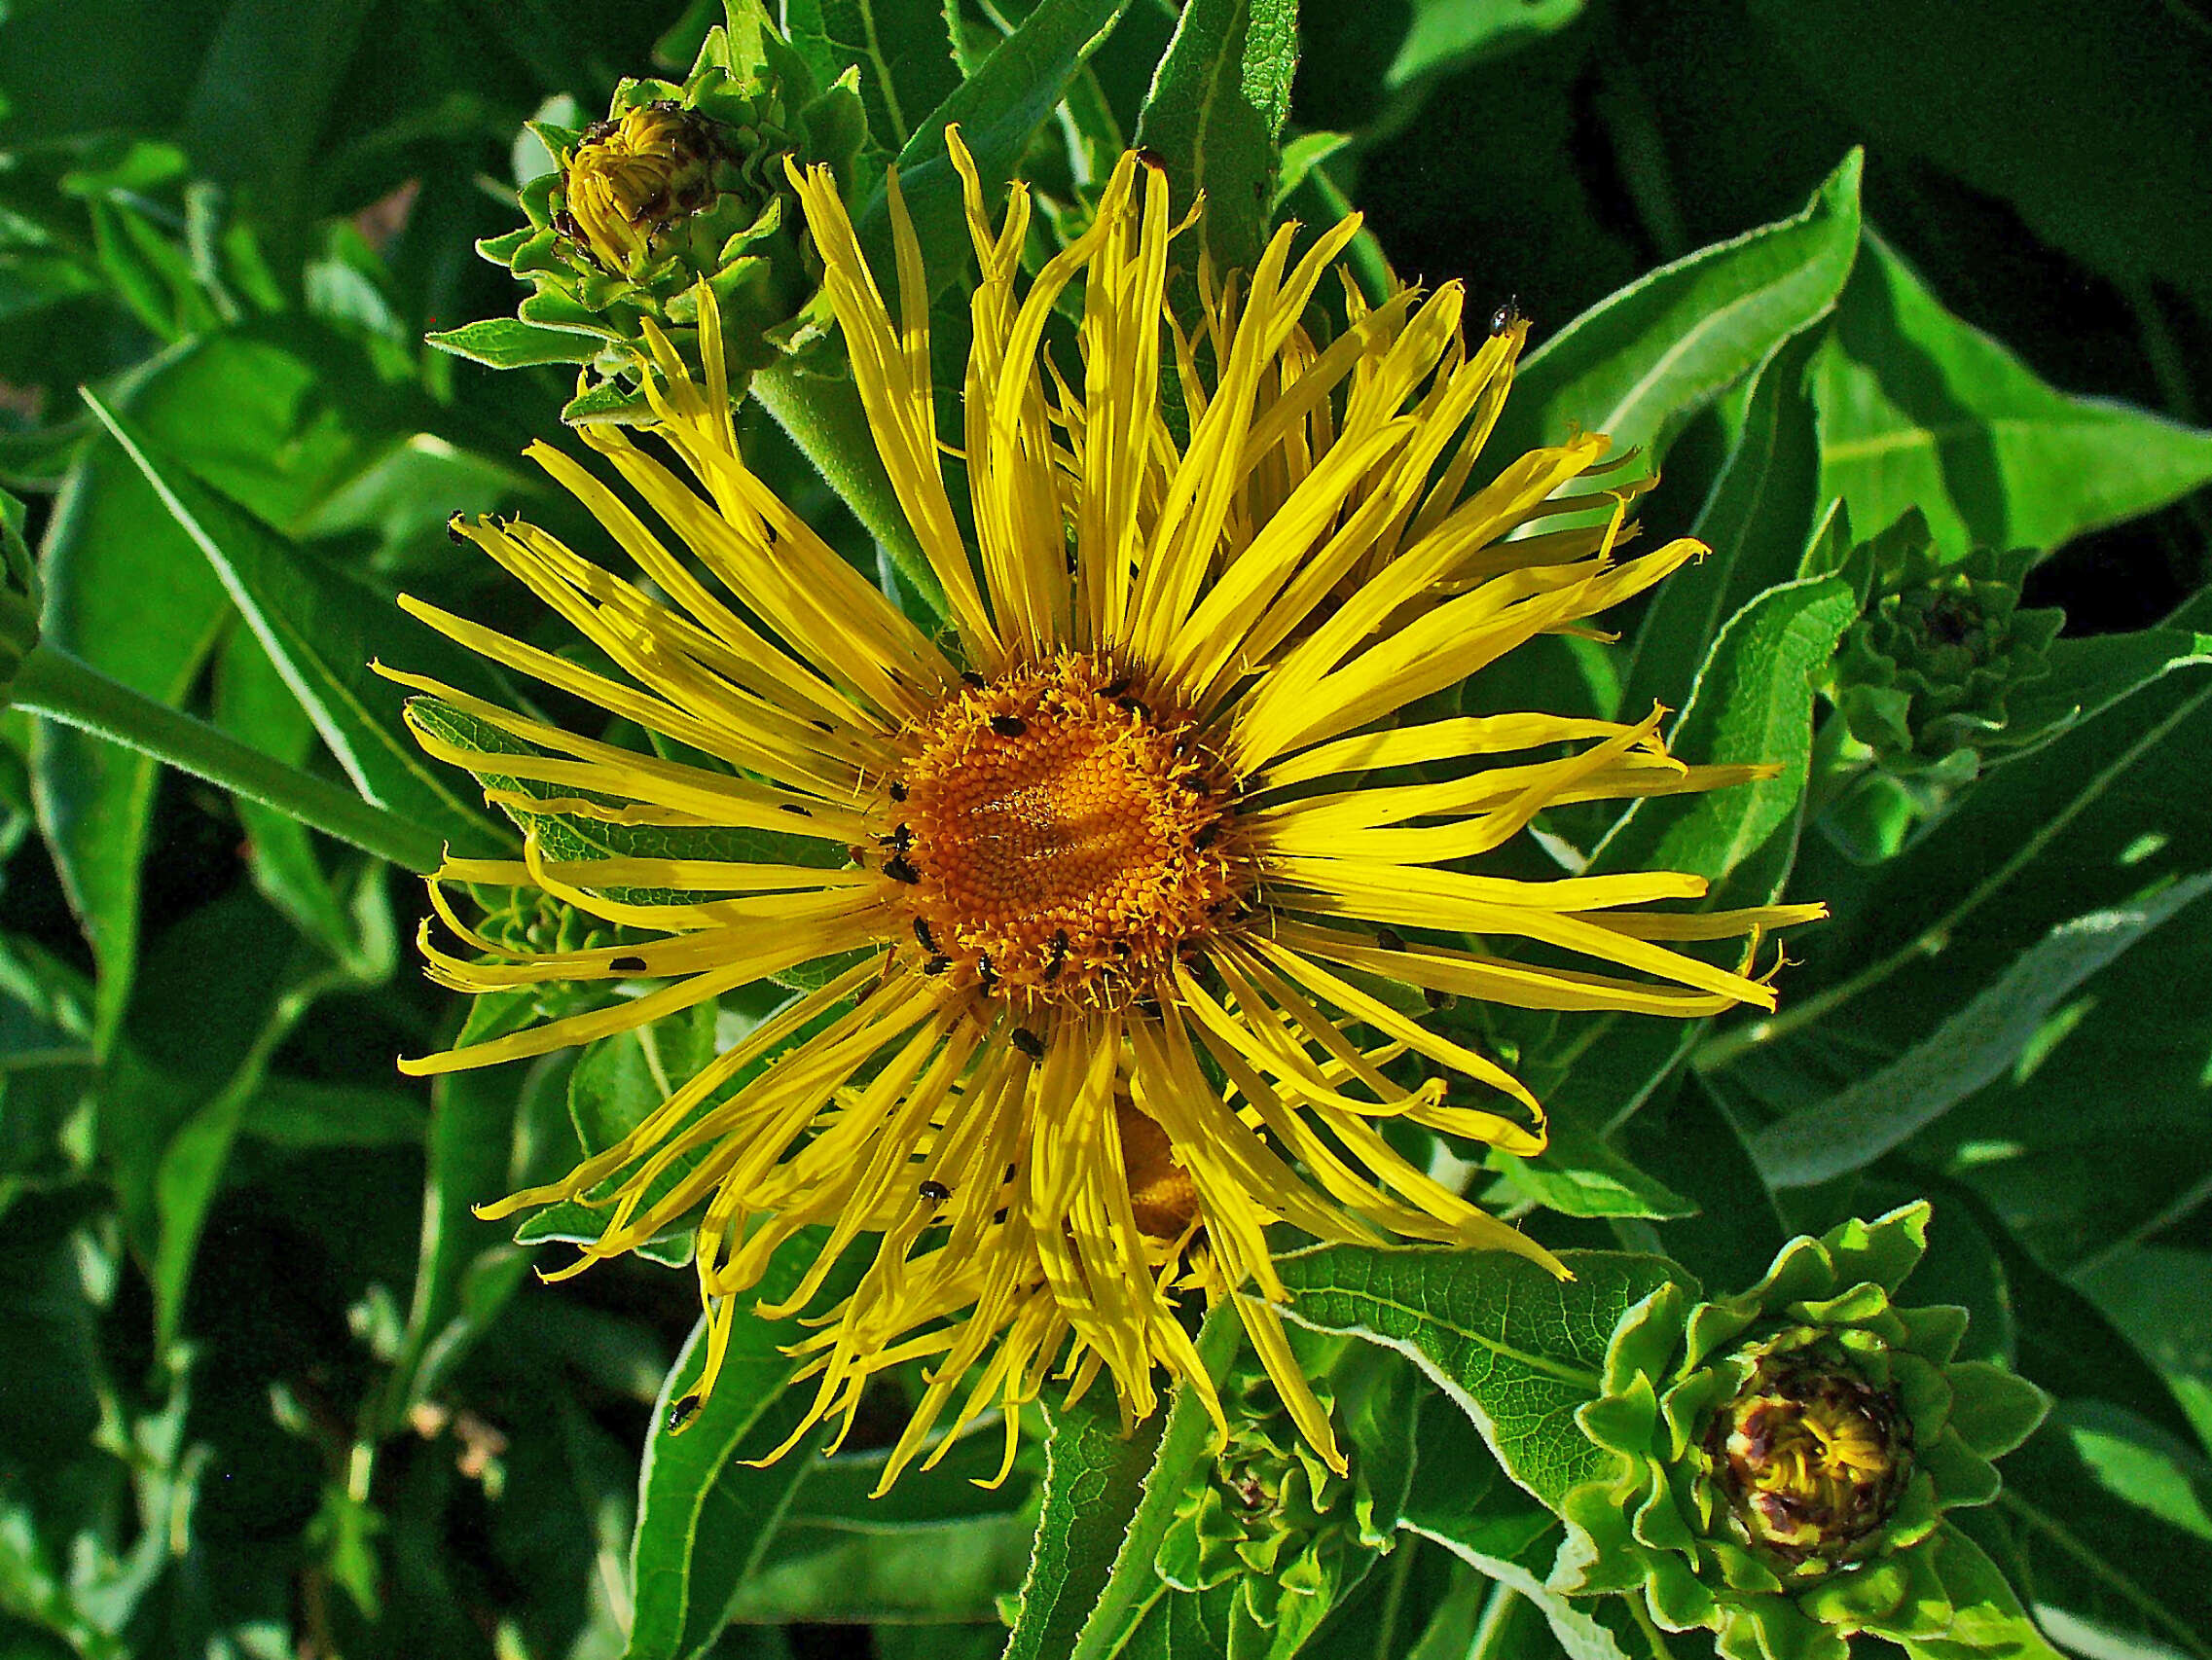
[887, 655, 1241, 1010]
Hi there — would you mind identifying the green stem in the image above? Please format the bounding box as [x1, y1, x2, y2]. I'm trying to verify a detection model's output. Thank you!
[749, 360, 949, 619]
[12, 645, 447, 875]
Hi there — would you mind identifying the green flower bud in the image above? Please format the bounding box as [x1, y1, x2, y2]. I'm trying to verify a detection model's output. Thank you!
[1832, 512, 2065, 776]
[1154, 1338, 1410, 1658]
[1551, 1204, 2049, 1660]
[436, 0, 865, 420]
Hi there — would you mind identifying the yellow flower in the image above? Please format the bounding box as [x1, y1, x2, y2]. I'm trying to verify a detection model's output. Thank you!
[558, 102, 723, 275]
[384, 133, 1822, 1492]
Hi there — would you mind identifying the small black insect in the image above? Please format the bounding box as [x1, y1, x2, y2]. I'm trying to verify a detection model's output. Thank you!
[609, 955, 649, 973]
[914, 916, 937, 954]
[778, 802, 811, 817]
[923, 955, 952, 976]
[446, 518, 468, 544]
[1011, 1027, 1045, 1061]
[1134, 146, 1167, 172]
[990, 713, 1028, 738]
[919, 1178, 952, 1203]
[1489, 296, 1522, 336]
[881, 823, 914, 851]
[1115, 696, 1148, 720]
[666, 1393, 704, 1434]
[883, 852, 921, 884]
[1193, 823, 1220, 850]
[888, 779, 909, 803]
[1042, 928, 1070, 983]
[961, 669, 987, 689]
[977, 954, 999, 992]
[1103, 675, 1133, 698]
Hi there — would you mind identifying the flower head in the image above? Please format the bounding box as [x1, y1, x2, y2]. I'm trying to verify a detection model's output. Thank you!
[1551, 1204, 2049, 1660]
[387, 131, 1821, 1489]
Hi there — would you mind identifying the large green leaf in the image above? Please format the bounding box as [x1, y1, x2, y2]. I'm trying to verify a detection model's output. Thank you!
[1620, 325, 1826, 723]
[1751, 874, 2212, 1188]
[624, 1233, 868, 1660]
[29, 431, 229, 1059]
[783, 0, 961, 155]
[88, 394, 510, 859]
[852, 0, 1133, 296]
[1274, 1245, 1688, 1508]
[1066, 1307, 1244, 1660]
[1490, 149, 1861, 466]
[1004, 1389, 1168, 1660]
[1132, 0, 1299, 277]
[1394, 1407, 1630, 1660]
[372, 988, 545, 1433]
[1596, 573, 1858, 900]
[1971, 1426, 2212, 1660]
[211, 625, 387, 973]
[1813, 235, 2212, 559]
[1382, 0, 1585, 91]
[1746, 0, 2212, 307]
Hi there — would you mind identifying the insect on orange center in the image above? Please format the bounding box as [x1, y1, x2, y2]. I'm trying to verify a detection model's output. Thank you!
[885, 655, 1243, 1010]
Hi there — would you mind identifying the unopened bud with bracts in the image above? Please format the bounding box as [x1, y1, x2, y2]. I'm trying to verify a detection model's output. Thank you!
[1831, 511, 2064, 778]
[432, 0, 865, 422]
[1550, 1204, 2049, 1660]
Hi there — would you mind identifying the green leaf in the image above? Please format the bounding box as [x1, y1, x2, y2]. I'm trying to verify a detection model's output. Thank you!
[1899, 1524, 2067, 1660]
[237, 1076, 426, 1148]
[568, 1003, 720, 1159]
[1491, 149, 1861, 466]
[1383, 0, 1586, 91]
[1813, 235, 2212, 559]
[1620, 324, 1826, 723]
[624, 1235, 863, 1660]
[1005, 1389, 1168, 1660]
[1396, 1413, 1632, 1660]
[1993, 628, 2212, 765]
[30, 415, 231, 1058]
[782, 0, 961, 154]
[1597, 574, 1858, 900]
[721, 1460, 1036, 1624]
[425, 316, 604, 369]
[373, 988, 543, 1432]
[211, 625, 387, 973]
[1744, 0, 2212, 306]
[1751, 873, 2212, 1187]
[85, 393, 510, 859]
[1274, 1245, 1689, 1507]
[1976, 1426, 2212, 1660]
[1067, 1306, 1244, 1660]
[1487, 1102, 1697, 1221]
[852, 0, 1133, 297]
[1132, 0, 1300, 278]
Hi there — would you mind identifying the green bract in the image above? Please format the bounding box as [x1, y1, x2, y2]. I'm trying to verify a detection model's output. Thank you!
[1549, 1204, 2050, 1660]
[431, 0, 865, 420]
[1831, 513, 2065, 777]
[1152, 1339, 1412, 1660]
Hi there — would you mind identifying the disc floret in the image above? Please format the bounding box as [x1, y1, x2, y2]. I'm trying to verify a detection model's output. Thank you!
[887, 655, 1242, 1011]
